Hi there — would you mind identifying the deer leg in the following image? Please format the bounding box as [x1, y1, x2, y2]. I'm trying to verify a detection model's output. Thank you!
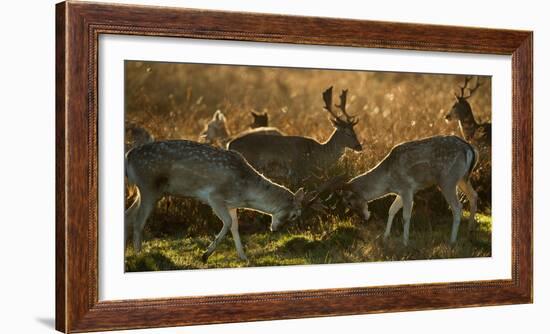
[384, 195, 403, 240]
[229, 208, 248, 261]
[441, 184, 463, 244]
[401, 193, 414, 246]
[458, 179, 478, 232]
[124, 188, 141, 247]
[202, 198, 232, 263]
[132, 190, 157, 253]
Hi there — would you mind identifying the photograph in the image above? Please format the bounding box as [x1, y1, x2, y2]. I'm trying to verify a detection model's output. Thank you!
[123, 61, 492, 272]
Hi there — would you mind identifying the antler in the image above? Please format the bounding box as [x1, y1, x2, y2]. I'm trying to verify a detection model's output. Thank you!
[322, 86, 358, 126]
[464, 77, 483, 99]
[456, 76, 473, 99]
[335, 89, 348, 114]
[302, 174, 348, 212]
[322, 86, 341, 121]
[335, 89, 358, 126]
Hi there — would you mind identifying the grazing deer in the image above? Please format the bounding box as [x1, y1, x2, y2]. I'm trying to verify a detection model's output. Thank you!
[125, 123, 154, 152]
[342, 135, 478, 246]
[125, 140, 325, 262]
[199, 110, 283, 147]
[228, 87, 362, 181]
[445, 76, 491, 146]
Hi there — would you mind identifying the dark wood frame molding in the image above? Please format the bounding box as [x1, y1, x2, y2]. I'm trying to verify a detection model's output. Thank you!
[56, 1, 533, 332]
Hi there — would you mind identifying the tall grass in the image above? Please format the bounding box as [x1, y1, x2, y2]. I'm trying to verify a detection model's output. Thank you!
[124, 61, 492, 271]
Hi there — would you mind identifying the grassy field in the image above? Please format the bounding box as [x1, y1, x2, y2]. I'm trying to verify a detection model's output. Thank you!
[124, 61, 492, 272]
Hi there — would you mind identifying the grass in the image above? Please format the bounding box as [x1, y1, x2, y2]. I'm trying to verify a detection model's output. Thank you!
[125, 210, 491, 271]
[124, 61, 492, 272]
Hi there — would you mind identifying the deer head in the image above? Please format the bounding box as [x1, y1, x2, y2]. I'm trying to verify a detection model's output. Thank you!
[446, 76, 482, 121]
[200, 110, 230, 145]
[270, 187, 305, 232]
[322, 86, 362, 151]
[270, 175, 347, 231]
[250, 110, 269, 128]
[341, 186, 371, 221]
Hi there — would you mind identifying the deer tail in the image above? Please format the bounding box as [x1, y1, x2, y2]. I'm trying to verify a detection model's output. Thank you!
[464, 142, 479, 180]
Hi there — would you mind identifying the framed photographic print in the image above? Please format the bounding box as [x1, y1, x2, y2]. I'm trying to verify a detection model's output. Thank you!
[56, 1, 533, 332]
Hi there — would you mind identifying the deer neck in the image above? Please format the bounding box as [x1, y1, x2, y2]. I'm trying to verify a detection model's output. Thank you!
[457, 105, 479, 140]
[244, 177, 293, 215]
[350, 162, 391, 202]
[319, 129, 346, 165]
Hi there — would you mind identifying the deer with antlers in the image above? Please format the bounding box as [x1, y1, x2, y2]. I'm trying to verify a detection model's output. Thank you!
[199, 110, 284, 147]
[227, 87, 362, 182]
[125, 140, 333, 262]
[342, 135, 478, 246]
[445, 76, 491, 146]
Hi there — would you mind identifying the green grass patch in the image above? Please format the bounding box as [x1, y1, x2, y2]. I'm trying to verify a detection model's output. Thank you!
[125, 210, 491, 272]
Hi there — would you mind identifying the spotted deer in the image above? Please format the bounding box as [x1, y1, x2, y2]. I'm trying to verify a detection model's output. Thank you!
[125, 140, 328, 262]
[445, 76, 491, 146]
[228, 87, 362, 182]
[342, 135, 478, 246]
[199, 110, 284, 147]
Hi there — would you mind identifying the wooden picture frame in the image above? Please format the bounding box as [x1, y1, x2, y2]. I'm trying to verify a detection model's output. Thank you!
[56, 1, 532, 332]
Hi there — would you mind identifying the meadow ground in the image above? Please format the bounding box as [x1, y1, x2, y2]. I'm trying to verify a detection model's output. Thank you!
[124, 61, 492, 271]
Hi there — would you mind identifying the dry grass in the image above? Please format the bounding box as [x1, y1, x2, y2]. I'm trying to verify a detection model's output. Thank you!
[124, 61, 492, 271]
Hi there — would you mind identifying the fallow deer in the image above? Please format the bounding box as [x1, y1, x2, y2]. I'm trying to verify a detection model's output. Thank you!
[342, 135, 478, 246]
[445, 76, 491, 146]
[125, 140, 326, 262]
[227, 87, 362, 182]
[199, 110, 284, 147]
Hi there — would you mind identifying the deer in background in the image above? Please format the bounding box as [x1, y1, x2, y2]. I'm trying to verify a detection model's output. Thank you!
[125, 123, 155, 152]
[250, 110, 269, 128]
[445, 76, 491, 147]
[228, 87, 362, 182]
[199, 110, 284, 147]
[342, 135, 478, 246]
[125, 140, 328, 262]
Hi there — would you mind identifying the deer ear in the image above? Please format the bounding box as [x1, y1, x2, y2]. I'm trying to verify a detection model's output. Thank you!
[294, 187, 305, 203]
[215, 110, 225, 122]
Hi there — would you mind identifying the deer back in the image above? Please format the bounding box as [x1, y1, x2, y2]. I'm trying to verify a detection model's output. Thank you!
[385, 136, 476, 189]
[349, 136, 476, 201]
[228, 133, 320, 169]
[126, 140, 264, 200]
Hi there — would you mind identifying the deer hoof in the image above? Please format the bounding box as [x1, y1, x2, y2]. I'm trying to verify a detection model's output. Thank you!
[201, 252, 210, 263]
